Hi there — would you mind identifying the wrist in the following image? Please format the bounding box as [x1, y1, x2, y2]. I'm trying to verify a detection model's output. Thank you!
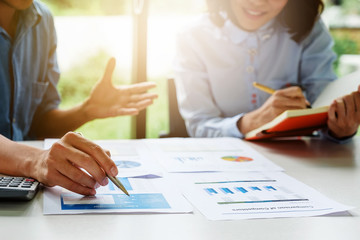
[21, 145, 44, 179]
[328, 129, 357, 140]
[80, 98, 96, 122]
[238, 110, 261, 135]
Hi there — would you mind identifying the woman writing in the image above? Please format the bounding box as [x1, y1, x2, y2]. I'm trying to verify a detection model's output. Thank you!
[174, 0, 360, 141]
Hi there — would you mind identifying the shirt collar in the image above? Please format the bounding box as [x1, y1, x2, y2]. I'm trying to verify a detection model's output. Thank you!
[223, 18, 276, 45]
[19, 2, 42, 29]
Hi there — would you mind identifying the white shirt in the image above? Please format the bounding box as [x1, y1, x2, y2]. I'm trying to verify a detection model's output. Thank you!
[173, 14, 337, 138]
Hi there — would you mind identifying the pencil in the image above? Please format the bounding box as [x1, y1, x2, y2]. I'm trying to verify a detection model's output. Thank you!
[253, 82, 275, 94]
[252, 82, 311, 108]
[75, 132, 130, 196]
[108, 174, 130, 196]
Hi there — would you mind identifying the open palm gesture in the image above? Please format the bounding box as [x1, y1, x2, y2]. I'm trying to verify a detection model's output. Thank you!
[84, 58, 157, 119]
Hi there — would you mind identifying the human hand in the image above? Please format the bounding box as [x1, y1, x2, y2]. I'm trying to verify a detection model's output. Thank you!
[328, 85, 360, 139]
[239, 86, 309, 134]
[84, 58, 158, 120]
[259, 86, 309, 121]
[31, 132, 118, 195]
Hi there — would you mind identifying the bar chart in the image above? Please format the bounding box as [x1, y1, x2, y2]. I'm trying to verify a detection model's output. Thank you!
[197, 179, 308, 205]
[60, 177, 171, 210]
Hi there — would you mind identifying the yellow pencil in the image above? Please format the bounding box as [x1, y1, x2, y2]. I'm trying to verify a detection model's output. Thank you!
[252, 82, 275, 94]
[252, 82, 311, 108]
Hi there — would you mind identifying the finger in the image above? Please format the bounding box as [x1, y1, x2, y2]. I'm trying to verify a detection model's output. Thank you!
[328, 100, 338, 122]
[63, 133, 118, 177]
[343, 94, 355, 116]
[272, 94, 307, 109]
[101, 57, 116, 86]
[274, 86, 305, 99]
[277, 86, 304, 98]
[104, 105, 139, 117]
[353, 91, 360, 119]
[55, 172, 96, 196]
[129, 92, 158, 102]
[56, 159, 97, 189]
[335, 99, 346, 119]
[112, 107, 139, 116]
[58, 136, 109, 186]
[127, 99, 154, 111]
[126, 82, 157, 94]
[104, 149, 111, 157]
[327, 102, 342, 137]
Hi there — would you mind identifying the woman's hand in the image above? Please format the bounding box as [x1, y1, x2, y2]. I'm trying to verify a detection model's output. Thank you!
[328, 85, 360, 139]
[31, 132, 117, 195]
[238, 86, 309, 134]
[84, 57, 158, 120]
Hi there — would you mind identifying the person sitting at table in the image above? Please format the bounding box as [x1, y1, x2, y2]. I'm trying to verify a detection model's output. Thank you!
[0, 0, 157, 195]
[173, 0, 360, 141]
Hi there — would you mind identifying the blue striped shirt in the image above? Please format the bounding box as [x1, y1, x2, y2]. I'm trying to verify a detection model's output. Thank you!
[0, 1, 60, 140]
[174, 14, 337, 138]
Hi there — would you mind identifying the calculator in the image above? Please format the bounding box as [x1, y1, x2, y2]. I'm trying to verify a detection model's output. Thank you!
[0, 176, 40, 200]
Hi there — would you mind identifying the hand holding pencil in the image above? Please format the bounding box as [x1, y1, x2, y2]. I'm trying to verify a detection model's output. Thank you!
[238, 82, 312, 135]
[253, 82, 311, 108]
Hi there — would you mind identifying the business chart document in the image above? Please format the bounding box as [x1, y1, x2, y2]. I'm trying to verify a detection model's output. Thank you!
[145, 138, 282, 172]
[44, 139, 164, 178]
[43, 138, 351, 220]
[44, 176, 192, 215]
[170, 172, 352, 220]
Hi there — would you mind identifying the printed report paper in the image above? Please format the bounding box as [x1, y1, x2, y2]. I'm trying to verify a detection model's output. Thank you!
[170, 171, 352, 220]
[44, 139, 164, 178]
[145, 138, 282, 172]
[44, 176, 192, 215]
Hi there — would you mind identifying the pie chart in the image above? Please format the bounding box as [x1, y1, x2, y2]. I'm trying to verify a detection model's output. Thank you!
[221, 156, 253, 162]
[115, 161, 141, 168]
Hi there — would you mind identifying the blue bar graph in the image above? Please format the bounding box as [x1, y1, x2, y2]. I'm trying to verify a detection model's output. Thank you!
[220, 188, 234, 194]
[61, 193, 171, 210]
[204, 188, 218, 195]
[108, 181, 115, 191]
[264, 186, 277, 191]
[118, 177, 133, 191]
[250, 186, 261, 191]
[235, 187, 248, 193]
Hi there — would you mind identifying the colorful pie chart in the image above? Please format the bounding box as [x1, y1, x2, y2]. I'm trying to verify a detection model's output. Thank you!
[115, 161, 141, 168]
[221, 156, 253, 162]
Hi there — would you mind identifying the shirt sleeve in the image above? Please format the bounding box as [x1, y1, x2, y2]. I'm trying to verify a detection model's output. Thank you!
[320, 127, 356, 144]
[173, 30, 244, 138]
[300, 19, 337, 104]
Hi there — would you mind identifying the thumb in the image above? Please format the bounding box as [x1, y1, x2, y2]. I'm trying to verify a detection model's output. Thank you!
[101, 57, 116, 85]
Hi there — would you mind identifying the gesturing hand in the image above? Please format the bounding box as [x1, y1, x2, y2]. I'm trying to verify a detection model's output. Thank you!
[328, 85, 360, 139]
[32, 132, 118, 195]
[84, 58, 158, 120]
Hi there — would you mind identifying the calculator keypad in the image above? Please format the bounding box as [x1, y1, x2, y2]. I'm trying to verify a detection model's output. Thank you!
[0, 177, 38, 191]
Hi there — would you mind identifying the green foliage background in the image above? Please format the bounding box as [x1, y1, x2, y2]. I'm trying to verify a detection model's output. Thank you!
[43, 0, 359, 139]
[41, 0, 131, 15]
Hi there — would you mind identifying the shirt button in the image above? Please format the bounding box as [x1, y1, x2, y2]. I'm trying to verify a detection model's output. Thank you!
[251, 99, 257, 104]
[12, 118, 16, 123]
[262, 34, 271, 41]
[252, 93, 257, 98]
[247, 66, 254, 73]
[248, 48, 257, 56]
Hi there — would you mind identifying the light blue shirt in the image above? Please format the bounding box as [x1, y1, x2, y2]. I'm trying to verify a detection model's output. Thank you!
[0, 1, 61, 141]
[174, 14, 337, 138]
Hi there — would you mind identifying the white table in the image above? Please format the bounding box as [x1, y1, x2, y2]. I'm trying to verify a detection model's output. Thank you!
[1, 137, 360, 240]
